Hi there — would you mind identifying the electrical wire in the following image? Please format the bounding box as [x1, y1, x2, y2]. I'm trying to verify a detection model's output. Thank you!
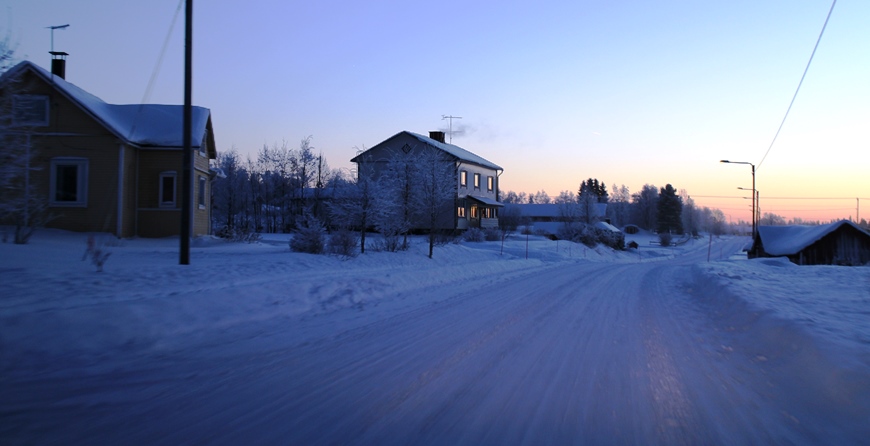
[127, 0, 184, 140]
[757, 0, 837, 170]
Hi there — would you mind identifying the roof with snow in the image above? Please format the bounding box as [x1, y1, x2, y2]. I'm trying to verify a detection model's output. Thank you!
[2, 61, 214, 151]
[467, 195, 504, 207]
[352, 131, 502, 171]
[513, 203, 607, 218]
[405, 132, 502, 171]
[755, 220, 870, 256]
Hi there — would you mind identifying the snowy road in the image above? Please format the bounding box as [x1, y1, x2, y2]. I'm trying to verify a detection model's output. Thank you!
[3, 237, 869, 444]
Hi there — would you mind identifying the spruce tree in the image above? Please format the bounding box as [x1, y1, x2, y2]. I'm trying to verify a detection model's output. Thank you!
[656, 184, 683, 234]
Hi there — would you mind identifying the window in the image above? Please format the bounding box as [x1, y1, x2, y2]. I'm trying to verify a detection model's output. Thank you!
[473, 173, 480, 189]
[460, 170, 467, 188]
[49, 158, 88, 206]
[159, 172, 177, 207]
[470, 206, 478, 219]
[13, 95, 49, 127]
[198, 175, 207, 209]
[487, 176, 494, 192]
[457, 206, 466, 218]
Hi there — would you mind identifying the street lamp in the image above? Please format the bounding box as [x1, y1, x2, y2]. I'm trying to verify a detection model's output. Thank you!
[738, 187, 760, 227]
[721, 160, 756, 239]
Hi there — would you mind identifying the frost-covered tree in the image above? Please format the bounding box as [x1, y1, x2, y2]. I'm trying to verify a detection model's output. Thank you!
[578, 181, 599, 224]
[0, 39, 50, 243]
[372, 151, 416, 251]
[530, 190, 551, 204]
[630, 184, 658, 230]
[414, 147, 457, 259]
[554, 190, 576, 204]
[680, 189, 701, 236]
[211, 148, 252, 233]
[329, 149, 379, 254]
[758, 212, 787, 226]
[607, 184, 630, 228]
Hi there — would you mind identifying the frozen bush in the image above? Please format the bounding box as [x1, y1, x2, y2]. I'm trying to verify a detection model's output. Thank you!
[290, 215, 326, 254]
[328, 229, 358, 258]
[464, 227, 485, 242]
[216, 225, 261, 243]
[484, 228, 501, 241]
[659, 232, 672, 247]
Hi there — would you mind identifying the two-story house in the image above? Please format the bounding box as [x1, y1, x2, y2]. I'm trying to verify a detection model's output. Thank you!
[351, 130, 503, 231]
[0, 57, 217, 238]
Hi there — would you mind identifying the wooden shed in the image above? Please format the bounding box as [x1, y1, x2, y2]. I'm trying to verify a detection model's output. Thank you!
[750, 220, 870, 266]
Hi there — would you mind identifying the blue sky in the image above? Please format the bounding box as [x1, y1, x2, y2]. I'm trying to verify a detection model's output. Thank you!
[5, 0, 869, 222]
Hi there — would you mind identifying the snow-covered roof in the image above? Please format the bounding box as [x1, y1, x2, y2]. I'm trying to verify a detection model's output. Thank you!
[405, 132, 502, 171]
[757, 220, 870, 256]
[514, 203, 607, 218]
[595, 221, 621, 233]
[467, 195, 504, 207]
[3, 61, 213, 149]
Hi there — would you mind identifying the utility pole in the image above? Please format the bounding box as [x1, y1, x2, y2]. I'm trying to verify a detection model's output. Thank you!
[441, 115, 462, 143]
[180, 0, 192, 265]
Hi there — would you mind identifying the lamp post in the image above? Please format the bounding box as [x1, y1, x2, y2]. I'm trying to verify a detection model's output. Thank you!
[721, 160, 756, 239]
[737, 187, 760, 227]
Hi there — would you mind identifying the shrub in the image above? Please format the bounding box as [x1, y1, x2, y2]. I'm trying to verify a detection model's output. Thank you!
[484, 228, 501, 241]
[658, 232, 672, 247]
[82, 235, 112, 272]
[328, 229, 359, 258]
[290, 215, 326, 254]
[216, 225, 261, 243]
[464, 227, 485, 242]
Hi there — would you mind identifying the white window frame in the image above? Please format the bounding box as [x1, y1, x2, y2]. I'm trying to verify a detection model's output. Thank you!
[49, 158, 88, 207]
[460, 170, 467, 188]
[159, 171, 177, 207]
[198, 175, 207, 209]
[13, 95, 50, 127]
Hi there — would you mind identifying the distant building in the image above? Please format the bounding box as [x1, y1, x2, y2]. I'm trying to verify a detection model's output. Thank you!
[351, 131, 503, 230]
[513, 203, 607, 235]
[750, 220, 870, 266]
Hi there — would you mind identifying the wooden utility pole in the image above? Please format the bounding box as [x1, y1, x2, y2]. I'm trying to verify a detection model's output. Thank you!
[180, 0, 192, 264]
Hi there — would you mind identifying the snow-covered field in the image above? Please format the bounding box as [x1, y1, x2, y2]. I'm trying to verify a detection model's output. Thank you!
[2, 228, 868, 444]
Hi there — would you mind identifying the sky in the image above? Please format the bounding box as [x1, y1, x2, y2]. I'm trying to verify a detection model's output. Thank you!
[3, 0, 869, 223]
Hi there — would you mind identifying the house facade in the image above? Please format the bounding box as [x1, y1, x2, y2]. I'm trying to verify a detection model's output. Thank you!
[351, 131, 503, 231]
[0, 59, 216, 238]
[750, 220, 870, 266]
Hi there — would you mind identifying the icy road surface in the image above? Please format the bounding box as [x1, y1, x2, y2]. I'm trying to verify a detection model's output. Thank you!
[3, 237, 869, 444]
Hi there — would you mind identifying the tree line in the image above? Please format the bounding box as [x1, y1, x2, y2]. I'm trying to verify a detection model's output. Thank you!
[502, 179, 730, 237]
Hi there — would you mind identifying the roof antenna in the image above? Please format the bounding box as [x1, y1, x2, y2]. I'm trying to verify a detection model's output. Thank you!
[441, 114, 462, 144]
[47, 24, 69, 53]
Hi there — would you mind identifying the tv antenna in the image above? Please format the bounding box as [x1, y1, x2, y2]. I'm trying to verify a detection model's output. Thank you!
[47, 24, 69, 52]
[441, 114, 462, 143]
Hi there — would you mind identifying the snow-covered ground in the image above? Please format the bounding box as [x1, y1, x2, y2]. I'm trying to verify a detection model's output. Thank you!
[1, 228, 868, 444]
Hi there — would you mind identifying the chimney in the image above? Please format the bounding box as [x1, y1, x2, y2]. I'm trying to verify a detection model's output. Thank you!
[50, 51, 68, 79]
[429, 131, 446, 143]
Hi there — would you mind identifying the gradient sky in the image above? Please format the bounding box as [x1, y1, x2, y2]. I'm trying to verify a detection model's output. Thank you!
[5, 0, 869, 223]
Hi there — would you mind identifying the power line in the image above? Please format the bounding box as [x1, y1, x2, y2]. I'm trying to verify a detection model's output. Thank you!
[757, 0, 837, 170]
